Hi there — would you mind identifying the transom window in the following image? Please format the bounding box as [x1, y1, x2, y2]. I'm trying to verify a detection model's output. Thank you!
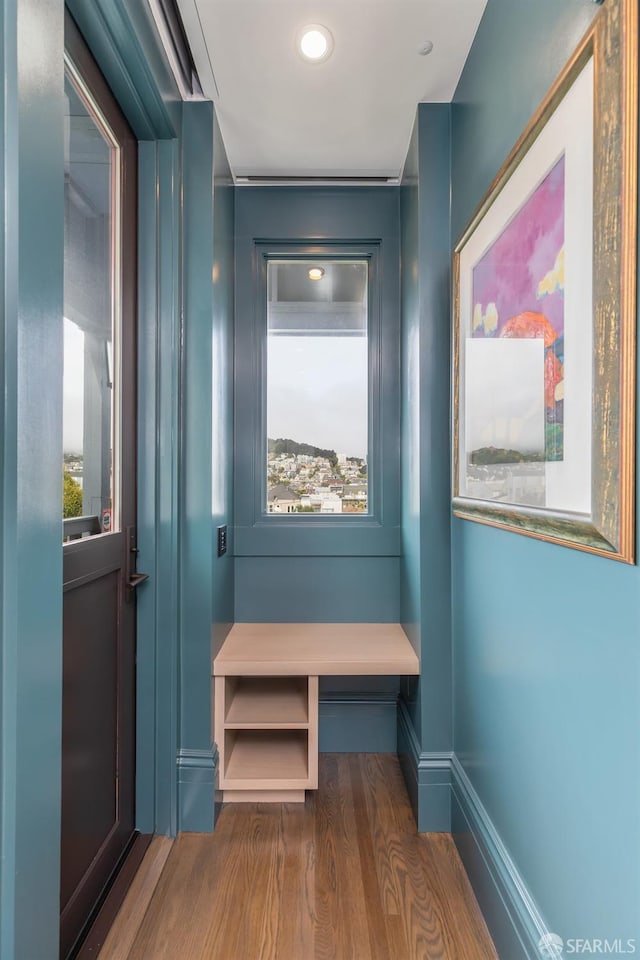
[266, 260, 369, 516]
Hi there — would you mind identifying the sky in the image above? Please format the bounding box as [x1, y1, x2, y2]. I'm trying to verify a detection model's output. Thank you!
[267, 334, 368, 458]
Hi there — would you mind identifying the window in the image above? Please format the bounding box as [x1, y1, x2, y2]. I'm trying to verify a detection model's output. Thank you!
[266, 260, 369, 516]
[63, 61, 121, 540]
[234, 229, 399, 558]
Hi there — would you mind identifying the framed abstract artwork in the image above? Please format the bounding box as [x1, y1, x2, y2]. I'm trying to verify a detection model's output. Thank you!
[452, 0, 637, 562]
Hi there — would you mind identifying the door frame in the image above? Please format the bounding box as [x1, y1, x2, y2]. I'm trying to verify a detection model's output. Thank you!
[68, 0, 221, 842]
[65, 0, 184, 842]
[61, 14, 141, 955]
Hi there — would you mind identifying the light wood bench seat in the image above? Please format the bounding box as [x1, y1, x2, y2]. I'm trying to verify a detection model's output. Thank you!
[213, 623, 419, 803]
[213, 622, 420, 676]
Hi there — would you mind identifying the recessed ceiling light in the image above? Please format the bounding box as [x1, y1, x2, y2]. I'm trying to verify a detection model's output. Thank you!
[297, 24, 334, 63]
[418, 40, 434, 56]
[308, 267, 325, 280]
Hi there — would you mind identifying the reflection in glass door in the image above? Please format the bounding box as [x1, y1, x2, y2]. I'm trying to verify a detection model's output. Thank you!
[63, 67, 120, 540]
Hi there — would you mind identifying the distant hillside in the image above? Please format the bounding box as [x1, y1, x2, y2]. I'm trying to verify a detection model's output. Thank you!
[268, 437, 337, 466]
[470, 447, 545, 465]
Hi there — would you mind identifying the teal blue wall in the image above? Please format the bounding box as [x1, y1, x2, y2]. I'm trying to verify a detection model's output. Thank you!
[233, 187, 403, 749]
[211, 108, 235, 663]
[451, 0, 640, 952]
[236, 557, 400, 622]
[178, 102, 212, 830]
[180, 99, 215, 789]
[177, 102, 234, 831]
[399, 104, 453, 830]
[136, 137, 182, 837]
[400, 120, 421, 684]
[1, 2, 64, 956]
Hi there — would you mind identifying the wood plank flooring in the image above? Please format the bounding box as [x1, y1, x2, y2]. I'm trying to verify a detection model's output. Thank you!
[97, 836, 174, 960]
[108, 755, 497, 960]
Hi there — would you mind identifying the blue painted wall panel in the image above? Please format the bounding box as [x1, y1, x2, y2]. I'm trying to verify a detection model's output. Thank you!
[1, 1, 64, 956]
[318, 700, 398, 752]
[211, 106, 235, 662]
[178, 102, 234, 830]
[141, 138, 182, 836]
[399, 104, 452, 827]
[234, 186, 400, 244]
[180, 102, 215, 753]
[136, 141, 164, 834]
[415, 105, 452, 754]
[452, 0, 640, 943]
[235, 557, 401, 623]
[400, 118, 421, 680]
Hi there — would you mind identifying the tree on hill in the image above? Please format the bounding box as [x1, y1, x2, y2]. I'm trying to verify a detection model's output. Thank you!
[268, 437, 337, 467]
[470, 446, 545, 465]
[63, 472, 83, 518]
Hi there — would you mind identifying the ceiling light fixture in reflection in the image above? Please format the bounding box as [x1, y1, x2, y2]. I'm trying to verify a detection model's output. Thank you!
[297, 25, 334, 63]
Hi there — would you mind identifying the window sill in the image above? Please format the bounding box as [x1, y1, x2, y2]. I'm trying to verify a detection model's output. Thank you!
[233, 523, 401, 557]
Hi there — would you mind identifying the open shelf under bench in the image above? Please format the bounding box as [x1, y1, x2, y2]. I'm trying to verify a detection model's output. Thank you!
[224, 676, 310, 727]
[213, 623, 419, 803]
[224, 730, 310, 785]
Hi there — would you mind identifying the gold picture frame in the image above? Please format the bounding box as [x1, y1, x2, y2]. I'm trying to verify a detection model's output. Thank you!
[452, 0, 637, 563]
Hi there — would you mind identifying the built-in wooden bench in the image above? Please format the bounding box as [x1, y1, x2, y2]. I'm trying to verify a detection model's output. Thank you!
[213, 623, 419, 802]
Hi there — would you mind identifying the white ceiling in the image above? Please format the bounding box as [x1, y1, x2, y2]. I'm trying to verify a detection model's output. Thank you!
[177, 0, 488, 180]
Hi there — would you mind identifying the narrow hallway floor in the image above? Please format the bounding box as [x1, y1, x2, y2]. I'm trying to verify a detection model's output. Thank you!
[101, 754, 498, 960]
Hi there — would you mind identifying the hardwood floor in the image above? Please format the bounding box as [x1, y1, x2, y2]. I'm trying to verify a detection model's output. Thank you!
[96, 836, 174, 960]
[107, 755, 497, 960]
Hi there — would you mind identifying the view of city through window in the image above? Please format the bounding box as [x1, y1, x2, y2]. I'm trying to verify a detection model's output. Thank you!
[266, 260, 368, 515]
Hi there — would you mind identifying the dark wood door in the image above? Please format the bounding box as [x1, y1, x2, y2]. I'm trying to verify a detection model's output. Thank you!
[61, 14, 140, 958]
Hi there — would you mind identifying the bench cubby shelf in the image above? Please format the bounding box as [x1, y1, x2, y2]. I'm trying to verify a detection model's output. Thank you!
[215, 675, 318, 802]
[213, 623, 419, 803]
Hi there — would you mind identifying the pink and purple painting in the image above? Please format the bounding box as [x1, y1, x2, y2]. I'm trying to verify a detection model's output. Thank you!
[472, 154, 565, 461]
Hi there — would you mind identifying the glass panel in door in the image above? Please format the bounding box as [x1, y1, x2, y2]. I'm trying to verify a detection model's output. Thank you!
[63, 68, 120, 540]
